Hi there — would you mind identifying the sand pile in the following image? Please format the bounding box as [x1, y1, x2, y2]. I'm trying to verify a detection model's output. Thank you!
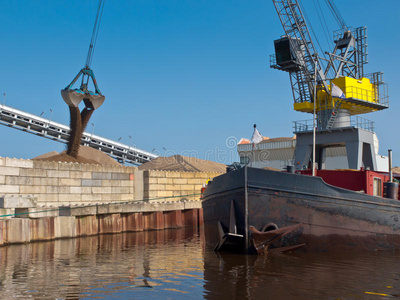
[138, 155, 226, 173]
[33, 146, 121, 166]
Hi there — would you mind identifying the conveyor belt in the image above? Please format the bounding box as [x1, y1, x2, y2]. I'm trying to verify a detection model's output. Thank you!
[0, 104, 158, 165]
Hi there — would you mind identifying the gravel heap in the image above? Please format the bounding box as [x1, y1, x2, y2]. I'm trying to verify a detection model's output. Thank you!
[32, 146, 121, 166]
[138, 155, 226, 173]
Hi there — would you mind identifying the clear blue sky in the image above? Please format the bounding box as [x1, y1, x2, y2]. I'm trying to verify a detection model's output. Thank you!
[0, 0, 399, 166]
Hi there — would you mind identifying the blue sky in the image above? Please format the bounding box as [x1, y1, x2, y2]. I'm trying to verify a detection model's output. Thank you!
[0, 0, 399, 166]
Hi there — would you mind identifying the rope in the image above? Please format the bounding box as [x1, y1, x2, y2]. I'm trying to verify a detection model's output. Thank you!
[0, 192, 202, 218]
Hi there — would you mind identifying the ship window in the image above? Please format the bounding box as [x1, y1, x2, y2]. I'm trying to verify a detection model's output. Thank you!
[240, 156, 250, 165]
[373, 177, 382, 196]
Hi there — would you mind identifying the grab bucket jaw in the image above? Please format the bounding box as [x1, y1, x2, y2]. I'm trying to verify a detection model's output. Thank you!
[61, 89, 105, 110]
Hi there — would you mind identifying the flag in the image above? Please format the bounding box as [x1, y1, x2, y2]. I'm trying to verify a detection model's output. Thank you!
[331, 83, 346, 99]
[251, 124, 263, 145]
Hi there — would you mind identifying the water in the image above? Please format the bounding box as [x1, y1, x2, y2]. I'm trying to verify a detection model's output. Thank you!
[1, 228, 400, 299]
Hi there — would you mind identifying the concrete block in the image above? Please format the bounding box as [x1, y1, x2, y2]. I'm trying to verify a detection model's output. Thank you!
[76, 215, 98, 236]
[90, 186, 111, 194]
[33, 160, 59, 170]
[46, 186, 61, 194]
[20, 185, 46, 194]
[0, 166, 20, 176]
[195, 172, 210, 178]
[5, 176, 33, 185]
[173, 178, 188, 184]
[157, 177, 173, 184]
[54, 216, 76, 238]
[59, 206, 97, 216]
[70, 187, 83, 194]
[147, 170, 166, 177]
[157, 191, 174, 198]
[98, 214, 122, 234]
[121, 194, 134, 201]
[47, 170, 70, 178]
[165, 172, 181, 178]
[0, 175, 5, 184]
[5, 158, 33, 168]
[165, 184, 183, 191]
[183, 200, 202, 210]
[19, 168, 47, 177]
[37, 194, 59, 203]
[180, 172, 196, 178]
[121, 180, 135, 187]
[82, 194, 102, 202]
[0, 195, 37, 208]
[147, 177, 158, 184]
[111, 173, 130, 180]
[0, 157, 3, 166]
[187, 178, 208, 185]
[81, 187, 92, 194]
[59, 178, 81, 186]
[181, 184, 196, 191]
[81, 164, 102, 172]
[33, 177, 58, 186]
[59, 194, 82, 203]
[97, 203, 123, 214]
[14, 207, 59, 218]
[111, 187, 130, 194]
[92, 172, 112, 180]
[148, 184, 166, 191]
[82, 179, 102, 187]
[30, 217, 55, 241]
[5, 218, 31, 244]
[100, 193, 120, 202]
[102, 180, 121, 187]
[58, 163, 82, 171]
[122, 213, 143, 231]
[70, 171, 91, 179]
[0, 208, 14, 219]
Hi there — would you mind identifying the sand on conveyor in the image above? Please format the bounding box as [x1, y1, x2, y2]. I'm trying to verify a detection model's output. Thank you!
[138, 155, 226, 173]
[32, 146, 121, 166]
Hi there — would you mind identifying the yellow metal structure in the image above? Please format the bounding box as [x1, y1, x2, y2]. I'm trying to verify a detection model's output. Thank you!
[293, 76, 382, 115]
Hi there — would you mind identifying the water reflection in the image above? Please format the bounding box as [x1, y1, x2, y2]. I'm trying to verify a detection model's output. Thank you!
[1, 228, 400, 299]
[0, 228, 204, 299]
[204, 250, 400, 300]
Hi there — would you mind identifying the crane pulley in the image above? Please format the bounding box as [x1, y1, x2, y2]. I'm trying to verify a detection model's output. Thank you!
[61, 0, 106, 111]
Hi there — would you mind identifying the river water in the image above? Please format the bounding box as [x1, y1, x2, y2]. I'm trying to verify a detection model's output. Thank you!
[1, 228, 399, 299]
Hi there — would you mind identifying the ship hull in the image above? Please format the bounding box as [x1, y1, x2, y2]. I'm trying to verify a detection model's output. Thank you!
[202, 167, 400, 253]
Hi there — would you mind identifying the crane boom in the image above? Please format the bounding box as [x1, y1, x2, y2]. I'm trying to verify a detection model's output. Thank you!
[272, 0, 330, 104]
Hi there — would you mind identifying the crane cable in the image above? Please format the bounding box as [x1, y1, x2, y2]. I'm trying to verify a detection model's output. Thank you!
[298, 0, 327, 74]
[325, 0, 348, 32]
[85, 0, 106, 69]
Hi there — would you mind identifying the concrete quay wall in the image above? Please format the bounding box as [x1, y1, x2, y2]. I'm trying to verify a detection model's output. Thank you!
[0, 157, 223, 207]
[0, 201, 203, 246]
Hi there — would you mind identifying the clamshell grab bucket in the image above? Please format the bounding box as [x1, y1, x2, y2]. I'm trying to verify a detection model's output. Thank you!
[61, 89, 105, 110]
[61, 89, 85, 108]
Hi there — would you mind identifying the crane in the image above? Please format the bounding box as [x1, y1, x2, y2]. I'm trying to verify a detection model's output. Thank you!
[270, 0, 388, 130]
[61, 0, 106, 111]
[61, 0, 106, 158]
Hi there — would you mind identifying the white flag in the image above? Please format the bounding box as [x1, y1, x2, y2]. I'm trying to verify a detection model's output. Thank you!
[251, 126, 263, 144]
[331, 83, 346, 99]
